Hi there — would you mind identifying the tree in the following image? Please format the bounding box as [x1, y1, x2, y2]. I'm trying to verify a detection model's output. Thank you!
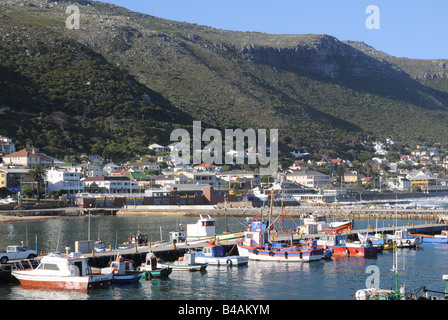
[29, 165, 46, 201]
[0, 187, 11, 198]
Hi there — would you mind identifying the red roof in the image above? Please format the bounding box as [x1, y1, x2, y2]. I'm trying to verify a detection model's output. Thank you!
[194, 164, 217, 168]
[2, 149, 51, 160]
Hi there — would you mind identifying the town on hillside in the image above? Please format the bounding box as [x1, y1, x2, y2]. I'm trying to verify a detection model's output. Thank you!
[1, 135, 448, 208]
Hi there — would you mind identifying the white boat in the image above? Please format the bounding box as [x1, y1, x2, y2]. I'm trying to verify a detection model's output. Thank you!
[11, 252, 112, 291]
[386, 229, 423, 248]
[195, 240, 248, 266]
[157, 251, 207, 272]
[99, 256, 143, 283]
[237, 219, 330, 262]
[298, 212, 353, 235]
[186, 214, 243, 242]
[138, 252, 173, 279]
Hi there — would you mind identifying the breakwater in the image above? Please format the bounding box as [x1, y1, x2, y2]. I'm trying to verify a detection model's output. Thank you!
[117, 206, 448, 221]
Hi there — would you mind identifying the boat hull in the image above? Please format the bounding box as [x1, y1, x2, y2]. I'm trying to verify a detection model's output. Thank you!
[11, 271, 112, 291]
[236, 243, 324, 262]
[157, 262, 207, 272]
[317, 245, 378, 257]
[194, 256, 249, 266]
[140, 267, 173, 279]
[112, 272, 143, 283]
[187, 231, 243, 242]
[409, 234, 448, 244]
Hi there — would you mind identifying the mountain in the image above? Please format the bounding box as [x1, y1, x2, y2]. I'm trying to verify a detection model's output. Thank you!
[1, 0, 448, 163]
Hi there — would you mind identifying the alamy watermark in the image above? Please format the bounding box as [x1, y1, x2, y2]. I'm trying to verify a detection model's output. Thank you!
[365, 265, 380, 289]
[365, 5, 380, 30]
[66, 5, 80, 30]
[169, 121, 278, 175]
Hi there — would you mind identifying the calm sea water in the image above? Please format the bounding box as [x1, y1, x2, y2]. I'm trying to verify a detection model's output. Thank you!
[1, 197, 448, 301]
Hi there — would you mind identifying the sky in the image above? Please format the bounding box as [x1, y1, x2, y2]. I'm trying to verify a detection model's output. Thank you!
[99, 0, 447, 60]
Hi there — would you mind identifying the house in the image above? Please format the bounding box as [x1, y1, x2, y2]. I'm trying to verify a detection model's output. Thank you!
[153, 173, 192, 187]
[46, 168, 83, 195]
[88, 154, 103, 163]
[2, 149, 53, 167]
[373, 142, 388, 155]
[288, 161, 308, 171]
[217, 171, 261, 189]
[148, 143, 169, 153]
[286, 169, 330, 188]
[82, 176, 139, 194]
[406, 170, 436, 189]
[343, 170, 358, 184]
[182, 171, 218, 188]
[123, 172, 154, 191]
[0, 168, 31, 193]
[103, 163, 121, 173]
[194, 163, 221, 173]
[0, 136, 16, 154]
[125, 162, 160, 172]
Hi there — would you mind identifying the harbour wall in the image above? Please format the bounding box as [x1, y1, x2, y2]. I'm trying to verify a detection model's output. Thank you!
[117, 206, 448, 221]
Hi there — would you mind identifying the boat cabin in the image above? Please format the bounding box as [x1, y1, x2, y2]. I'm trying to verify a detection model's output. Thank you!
[186, 214, 216, 238]
[142, 252, 158, 271]
[94, 240, 107, 252]
[316, 234, 348, 247]
[169, 230, 186, 243]
[106, 256, 134, 274]
[196, 241, 226, 258]
[36, 252, 91, 277]
[389, 229, 411, 240]
[129, 232, 148, 246]
[242, 220, 269, 247]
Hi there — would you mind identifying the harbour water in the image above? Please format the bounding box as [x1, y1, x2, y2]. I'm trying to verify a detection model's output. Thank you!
[1, 198, 448, 301]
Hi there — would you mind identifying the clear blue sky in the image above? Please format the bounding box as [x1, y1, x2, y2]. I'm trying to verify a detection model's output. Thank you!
[100, 0, 447, 59]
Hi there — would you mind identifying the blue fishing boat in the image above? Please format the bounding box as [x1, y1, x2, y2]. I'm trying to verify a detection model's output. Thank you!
[99, 256, 143, 283]
[195, 240, 248, 266]
[237, 219, 331, 262]
[409, 230, 448, 244]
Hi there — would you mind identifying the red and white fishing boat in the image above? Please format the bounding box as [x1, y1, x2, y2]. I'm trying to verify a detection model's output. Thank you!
[11, 252, 113, 291]
[316, 234, 378, 257]
[237, 219, 332, 262]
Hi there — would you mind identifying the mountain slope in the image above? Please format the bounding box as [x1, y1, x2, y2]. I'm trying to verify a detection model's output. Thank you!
[1, 0, 448, 162]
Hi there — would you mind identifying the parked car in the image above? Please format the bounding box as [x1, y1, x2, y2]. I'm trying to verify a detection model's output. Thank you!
[0, 197, 17, 204]
[0, 245, 37, 264]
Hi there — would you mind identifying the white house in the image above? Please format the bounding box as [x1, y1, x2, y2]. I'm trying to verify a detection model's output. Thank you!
[46, 168, 83, 195]
[82, 176, 139, 194]
[286, 170, 330, 188]
[2, 149, 53, 167]
[148, 143, 169, 153]
[0, 136, 16, 154]
[373, 142, 388, 155]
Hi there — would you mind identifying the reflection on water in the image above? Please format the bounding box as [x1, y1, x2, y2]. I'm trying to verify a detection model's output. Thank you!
[1, 215, 448, 300]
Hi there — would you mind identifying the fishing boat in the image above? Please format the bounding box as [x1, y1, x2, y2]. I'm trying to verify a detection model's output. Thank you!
[138, 252, 172, 279]
[186, 214, 243, 242]
[316, 234, 378, 257]
[298, 212, 353, 235]
[128, 231, 148, 247]
[195, 240, 249, 266]
[408, 230, 448, 244]
[98, 256, 143, 283]
[358, 233, 395, 251]
[157, 251, 207, 272]
[11, 252, 113, 291]
[386, 229, 423, 248]
[237, 219, 330, 262]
